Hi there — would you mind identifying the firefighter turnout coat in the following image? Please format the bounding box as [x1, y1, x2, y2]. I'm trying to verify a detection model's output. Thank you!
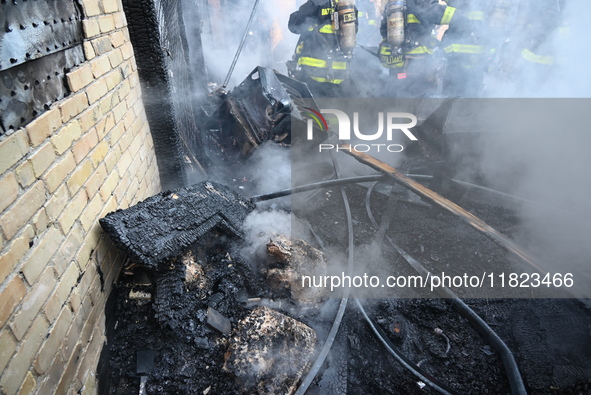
[288, 0, 355, 85]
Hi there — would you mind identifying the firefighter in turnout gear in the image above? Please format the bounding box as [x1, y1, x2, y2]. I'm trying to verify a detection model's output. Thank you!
[378, 0, 469, 97]
[497, 0, 565, 94]
[440, 0, 490, 97]
[288, 0, 358, 97]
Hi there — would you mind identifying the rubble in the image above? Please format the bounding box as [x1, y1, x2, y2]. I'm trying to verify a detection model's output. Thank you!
[203, 67, 327, 164]
[265, 235, 329, 304]
[223, 306, 317, 395]
[103, 181, 591, 393]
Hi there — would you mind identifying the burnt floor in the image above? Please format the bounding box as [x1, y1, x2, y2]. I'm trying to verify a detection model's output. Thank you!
[102, 173, 591, 394]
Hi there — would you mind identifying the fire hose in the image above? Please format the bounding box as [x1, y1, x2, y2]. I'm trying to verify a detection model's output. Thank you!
[255, 173, 533, 394]
[365, 181, 527, 395]
[294, 146, 354, 395]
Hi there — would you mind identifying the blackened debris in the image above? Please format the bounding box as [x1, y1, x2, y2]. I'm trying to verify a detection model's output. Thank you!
[106, 229, 293, 394]
[223, 306, 317, 394]
[203, 67, 327, 164]
[99, 181, 255, 269]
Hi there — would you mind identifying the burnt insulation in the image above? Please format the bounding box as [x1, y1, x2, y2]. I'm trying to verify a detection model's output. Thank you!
[99, 181, 255, 269]
[121, 0, 207, 189]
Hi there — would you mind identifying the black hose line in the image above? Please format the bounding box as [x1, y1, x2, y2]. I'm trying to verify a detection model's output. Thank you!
[365, 185, 527, 395]
[222, 0, 261, 89]
[449, 297, 527, 395]
[251, 174, 387, 202]
[362, 181, 462, 395]
[354, 299, 462, 395]
[254, 172, 562, 218]
[257, 172, 528, 393]
[405, 174, 566, 216]
[295, 149, 355, 395]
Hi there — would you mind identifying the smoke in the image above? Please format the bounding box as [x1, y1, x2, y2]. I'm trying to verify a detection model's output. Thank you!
[241, 142, 292, 196]
[452, 0, 591, 295]
[482, 0, 591, 98]
[184, 0, 591, 296]
[192, 0, 299, 90]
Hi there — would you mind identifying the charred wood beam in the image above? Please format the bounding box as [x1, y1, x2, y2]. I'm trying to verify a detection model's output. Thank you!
[121, 0, 208, 188]
[341, 146, 544, 273]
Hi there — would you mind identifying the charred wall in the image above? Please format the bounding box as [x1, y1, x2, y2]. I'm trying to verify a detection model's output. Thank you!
[0, 0, 85, 135]
[0, 0, 161, 393]
[121, 0, 207, 189]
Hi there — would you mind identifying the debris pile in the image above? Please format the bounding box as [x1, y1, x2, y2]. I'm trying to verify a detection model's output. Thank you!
[265, 236, 328, 304]
[202, 67, 327, 165]
[100, 182, 325, 394]
[223, 306, 317, 394]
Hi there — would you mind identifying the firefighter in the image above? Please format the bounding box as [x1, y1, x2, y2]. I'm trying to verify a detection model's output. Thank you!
[287, 0, 358, 97]
[497, 0, 564, 95]
[440, 0, 490, 97]
[377, 0, 469, 98]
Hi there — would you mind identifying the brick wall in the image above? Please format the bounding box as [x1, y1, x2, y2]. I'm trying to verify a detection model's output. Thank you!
[0, 0, 161, 393]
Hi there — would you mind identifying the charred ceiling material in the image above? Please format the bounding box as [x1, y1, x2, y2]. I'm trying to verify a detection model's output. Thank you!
[203, 67, 327, 164]
[121, 0, 207, 189]
[99, 181, 255, 270]
[0, 0, 84, 135]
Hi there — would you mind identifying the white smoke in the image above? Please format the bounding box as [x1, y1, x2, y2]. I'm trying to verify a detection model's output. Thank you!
[195, 0, 299, 89]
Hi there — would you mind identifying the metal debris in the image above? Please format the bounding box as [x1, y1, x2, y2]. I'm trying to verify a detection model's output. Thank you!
[206, 306, 231, 335]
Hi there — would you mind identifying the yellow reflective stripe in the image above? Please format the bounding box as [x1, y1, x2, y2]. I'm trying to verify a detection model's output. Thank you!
[295, 41, 304, 55]
[407, 46, 433, 55]
[466, 11, 484, 20]
[521, 49, 553, 65]
[298, 57, 347, 70]
[440, 7, 456, 25]
[444, 44, 483, 54]
[298, 57, 327, 68]
[308, 23, 335, 33]
[310, 76, 345, 84]
[407, 14, 420, 24]
[368, 20, 377, 26]
[318, 23, 335, 33]
[332, 61, 347, 70]
[358, 11, 365, 17]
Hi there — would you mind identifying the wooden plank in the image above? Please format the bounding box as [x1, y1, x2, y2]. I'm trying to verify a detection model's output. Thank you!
[341, 145, 544, 273]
